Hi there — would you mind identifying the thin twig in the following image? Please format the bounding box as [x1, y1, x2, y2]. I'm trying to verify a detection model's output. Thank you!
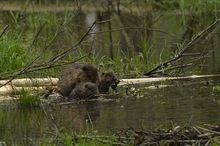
[47, 20, 97, 63]
[0, 25, 9, 39]
[143, 19, 220, 76]
[30, 22, 47, 46]
[0, 21, 97, 86]
[89, 26, 181, 40]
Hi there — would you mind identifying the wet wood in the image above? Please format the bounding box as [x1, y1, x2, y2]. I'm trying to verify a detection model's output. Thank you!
[0, 78, 58, 86]
[11, 78, 58, 87]
[0, 74, 219, 87]
[103, 124, 220, 145]
[0, 85, 48, 96]
[0, 74, 219, 96]
[119, 74, 220, 85]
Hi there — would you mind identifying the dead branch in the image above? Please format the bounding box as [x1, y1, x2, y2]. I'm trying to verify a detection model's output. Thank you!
[108, 125, 220, 145]
[0, 22, 64, 86]
[47, 20, 97, 63]
[89, 26, 181, 40]
[30, 22, 47, 46]
[0, 25, 9, 39]
[143, 19, 220, 76]
[0, 21, 97, 87]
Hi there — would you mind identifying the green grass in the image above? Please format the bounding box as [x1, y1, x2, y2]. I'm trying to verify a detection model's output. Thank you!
[14, 88, 40, 108]
[37, 132, 116, 146]
[0, 0, 219, 78]
[0, 32, 27, 73]
[36, 121, 117, 146]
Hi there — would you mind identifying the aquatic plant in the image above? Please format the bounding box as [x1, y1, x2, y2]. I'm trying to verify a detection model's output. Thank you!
[213, 84, 220, 93]
[14, 88, 40, 108]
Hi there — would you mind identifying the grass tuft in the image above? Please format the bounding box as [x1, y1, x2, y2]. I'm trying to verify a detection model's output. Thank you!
[14, 88, 41, 108]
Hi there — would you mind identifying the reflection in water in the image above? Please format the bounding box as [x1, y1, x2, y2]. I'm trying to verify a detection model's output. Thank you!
[98, 81, 220, 130]
[85, 12, 98, 41]
[0, 101, 100, 145]
[1, 6, 220, 74]
[0, 79, 220, 145]
[49, 101, 100, 131]
[0, 108, 45, 145]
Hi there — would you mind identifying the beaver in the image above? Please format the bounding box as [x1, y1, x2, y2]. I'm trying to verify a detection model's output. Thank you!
[99, 72, 120, 94]
[69, 82, 99, 100]
[57, 63, 100, 97]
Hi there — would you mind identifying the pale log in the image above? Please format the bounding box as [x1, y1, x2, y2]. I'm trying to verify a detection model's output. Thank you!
[0, 85, 48, 96]
[119, 74, 220, 85]
[0, 78, 58, 87]
[0, 74, 219, 97]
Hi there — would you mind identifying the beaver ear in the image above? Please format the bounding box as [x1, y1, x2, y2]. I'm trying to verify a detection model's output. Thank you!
[101, 72, 105, 76]
[82, 66, 89, 72]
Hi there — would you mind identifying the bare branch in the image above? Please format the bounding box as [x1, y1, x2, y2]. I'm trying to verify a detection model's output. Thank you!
[89, 26, 181, 40]
[0, 25, 9, 39]
[0, 21, 97, 87]
[143, 19, 220, 76]
[30, 22, 47, 46]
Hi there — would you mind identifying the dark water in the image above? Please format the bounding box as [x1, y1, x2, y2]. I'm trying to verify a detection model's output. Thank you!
[1, 78, 220, 145]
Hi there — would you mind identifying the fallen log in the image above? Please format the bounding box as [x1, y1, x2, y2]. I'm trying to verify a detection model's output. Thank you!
[11, 78, 58, 87]
[119, 74, 220, 85]
[0, 85, 48, 96]
[0, 74, 219, 87]
[0, 74, 219, 96]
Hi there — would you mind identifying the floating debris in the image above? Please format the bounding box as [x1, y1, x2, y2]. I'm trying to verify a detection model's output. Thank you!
[73, 125, 220, 145]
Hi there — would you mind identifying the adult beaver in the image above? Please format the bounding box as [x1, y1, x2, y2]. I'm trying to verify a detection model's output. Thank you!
[69, 82, 99, 100]
[57, 63, 100, 97]
[57, 63, 120, 99]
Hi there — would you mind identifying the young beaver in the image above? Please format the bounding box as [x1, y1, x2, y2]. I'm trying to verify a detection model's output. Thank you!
[99, 72, 120, 94]
[69, 82, 99, 100]
[57, 63, 100, 97]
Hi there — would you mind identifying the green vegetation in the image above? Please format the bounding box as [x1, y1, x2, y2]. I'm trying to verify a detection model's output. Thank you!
[129, 0, 220, 12]
[213, 84, 220, 93]
[0, 0, 219, 79]
[34, 122, 220, 145]
[36, 131, 116, 146]
[14, 88, 41, 108]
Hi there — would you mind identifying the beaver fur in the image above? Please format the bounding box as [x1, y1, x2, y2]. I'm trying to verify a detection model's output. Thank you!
[57, 63, 120, 99]
[57, 63, 99, 97]
[69, 82, 99, 100]
[99, 71, 120, 94]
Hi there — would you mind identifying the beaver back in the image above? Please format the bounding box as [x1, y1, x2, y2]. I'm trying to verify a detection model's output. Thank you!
[57, 63, 99, 97]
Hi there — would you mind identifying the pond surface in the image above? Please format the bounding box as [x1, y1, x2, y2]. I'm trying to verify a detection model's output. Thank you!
[0, 77, 220, 145]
